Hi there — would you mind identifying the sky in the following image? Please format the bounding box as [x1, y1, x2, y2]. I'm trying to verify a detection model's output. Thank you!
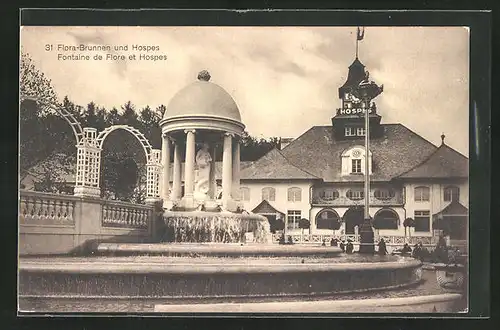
[20, 26, 469, 156]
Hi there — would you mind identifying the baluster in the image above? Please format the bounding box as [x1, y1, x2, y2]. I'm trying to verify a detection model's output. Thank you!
[112, 207, 117, 224]
[67, 201, 74, 223]
[19, 198, 27, 224]
[127, 208, 132, 226]
[25, 197, 33, 222]
[47, 199, 55, 221]
[55, 200, 62, 222]
[130, 208, 134, 226]
[30, 198, 38, 222]
[137, 209, 142, 227]
[144, 210, 149, 228]
[116, 207, 121, 225]
[115, 207, 120, 224]
[38, 199, 46, 222]
[120, 208, 126, 225]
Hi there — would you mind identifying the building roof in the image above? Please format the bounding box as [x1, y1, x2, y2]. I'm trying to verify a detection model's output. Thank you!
[433, 200, 468, 218]
[280, 124, 444, 182]
[397, 143, 468, 179]
[251, 200, 285, 215]
[239, 148, 320, 180]
[164, 79, 242, 123]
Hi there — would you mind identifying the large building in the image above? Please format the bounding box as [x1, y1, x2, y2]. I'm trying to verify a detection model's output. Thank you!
[236, 56, 469, 242]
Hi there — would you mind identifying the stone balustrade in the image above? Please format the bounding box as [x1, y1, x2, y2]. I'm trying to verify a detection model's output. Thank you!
[19, 190, 78, 226]
[19, 190, 155, 255]
[102, 201, 152, 229]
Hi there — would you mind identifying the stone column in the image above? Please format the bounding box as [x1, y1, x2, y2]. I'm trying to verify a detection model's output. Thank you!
[161, 134, 171, 206]
[222, 133, 233, 208]
[232, 137, 241, 201]
[183, 129, 196, 203]
[209, 143, 217, 199]
[172, 141, 182, 200]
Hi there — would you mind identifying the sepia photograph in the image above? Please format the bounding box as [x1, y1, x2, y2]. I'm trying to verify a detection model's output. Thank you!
[18, 22, 471, 314]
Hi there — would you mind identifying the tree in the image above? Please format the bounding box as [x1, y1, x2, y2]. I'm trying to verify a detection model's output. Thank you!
[106, 107, 121, 125]
[403, 217, 415, 239]
[239, 131, 281, 161]
[20, 50, 59, 109]
[119, 101, 139, 127]
[19, 51, 70, 182]
[299, 218, 311, 238]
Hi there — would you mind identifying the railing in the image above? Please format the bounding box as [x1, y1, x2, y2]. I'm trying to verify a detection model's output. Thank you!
[19, 190, 78, 226]
[102, 200, 152, 229]
[272, 233, 435, 246]
[311, 195, 404, 207]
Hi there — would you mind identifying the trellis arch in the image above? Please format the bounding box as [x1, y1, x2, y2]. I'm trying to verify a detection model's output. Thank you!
[20, 95, 85, 144]
[96, 125, 153, 161]
[93, 125, 161, 201]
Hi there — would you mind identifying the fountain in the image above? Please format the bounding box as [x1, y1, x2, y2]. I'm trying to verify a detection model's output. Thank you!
[18, 72, 466, 314]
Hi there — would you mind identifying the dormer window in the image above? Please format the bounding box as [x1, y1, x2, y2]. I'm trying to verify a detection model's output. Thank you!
[341, 146, 372, 176]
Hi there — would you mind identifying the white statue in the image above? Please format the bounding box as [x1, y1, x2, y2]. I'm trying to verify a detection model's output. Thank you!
[194, 143, 212, 200]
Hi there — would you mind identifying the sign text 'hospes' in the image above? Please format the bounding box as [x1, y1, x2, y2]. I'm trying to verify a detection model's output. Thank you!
[45, 44, 168, 61]
[337, 107, 374, 115]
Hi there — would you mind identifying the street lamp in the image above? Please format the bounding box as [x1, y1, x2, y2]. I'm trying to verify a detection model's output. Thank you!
[351, 74, 383, 254]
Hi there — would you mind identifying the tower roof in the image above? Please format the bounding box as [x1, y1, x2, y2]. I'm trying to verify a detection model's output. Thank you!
[338, 57, 367, 99]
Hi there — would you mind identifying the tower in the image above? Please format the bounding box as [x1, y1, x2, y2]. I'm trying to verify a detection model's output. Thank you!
[331, 57, 384, 141]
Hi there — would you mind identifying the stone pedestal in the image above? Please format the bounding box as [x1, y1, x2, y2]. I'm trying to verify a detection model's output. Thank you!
[358, 218, 375, 254]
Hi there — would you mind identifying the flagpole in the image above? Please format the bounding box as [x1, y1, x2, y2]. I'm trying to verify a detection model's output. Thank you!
[356, 37, 359, 58]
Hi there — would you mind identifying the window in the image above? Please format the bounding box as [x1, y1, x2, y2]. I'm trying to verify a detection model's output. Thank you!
[345, 127, 356, 136]
[240, 187, 250, 201]
[346, 189, 364, 200]
[414, 186, 430, 202]
[319, 189, 340, 201]
[356, 127, 366, 136]
[287, 210, 301, 230]
[373, 209, 399, 229]
[287, 187, 302, 202]
[316, 209, 341, 230]
[444, 186, 460, 202]
[414, 210, 430, 232]
[262, 187, 276, 201]
[374, 189, 395, 200]
[352, 159, 362, 173]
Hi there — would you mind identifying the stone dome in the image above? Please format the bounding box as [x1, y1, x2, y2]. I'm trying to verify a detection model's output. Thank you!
[164, 80, 241, 123]
[160, 71, 245, 136]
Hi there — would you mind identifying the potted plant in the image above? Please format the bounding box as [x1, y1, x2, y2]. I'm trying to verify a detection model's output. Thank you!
[299, 218, 310, 242]
[403, 217, 415, 240]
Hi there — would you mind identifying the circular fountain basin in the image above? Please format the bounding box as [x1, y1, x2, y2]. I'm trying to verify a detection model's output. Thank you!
[19, 255, 422, 301]
[96, 242, 343, 257]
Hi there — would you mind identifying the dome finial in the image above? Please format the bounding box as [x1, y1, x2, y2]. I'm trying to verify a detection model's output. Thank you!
[197, 70, 211, 82]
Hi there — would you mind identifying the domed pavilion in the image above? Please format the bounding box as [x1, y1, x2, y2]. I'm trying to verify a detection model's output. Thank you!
[159, 71, 245, 212]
